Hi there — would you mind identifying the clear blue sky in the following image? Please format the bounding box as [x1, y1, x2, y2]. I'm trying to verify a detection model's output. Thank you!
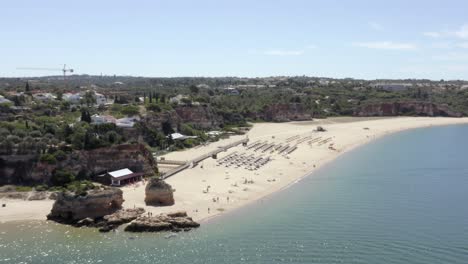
[2, 0, 468, 80]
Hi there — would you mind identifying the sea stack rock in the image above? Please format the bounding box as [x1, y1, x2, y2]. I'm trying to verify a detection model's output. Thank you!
[47, 187, 124, 224]
[145, 178, 175, 206]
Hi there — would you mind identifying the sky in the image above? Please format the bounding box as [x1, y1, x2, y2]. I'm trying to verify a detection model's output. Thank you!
[2, 0, 468, 80]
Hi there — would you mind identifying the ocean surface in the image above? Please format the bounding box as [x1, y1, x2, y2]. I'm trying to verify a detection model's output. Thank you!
[2, 125, 468, 264]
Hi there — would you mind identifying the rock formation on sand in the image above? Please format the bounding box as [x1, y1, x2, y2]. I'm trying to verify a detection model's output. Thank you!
[97, 208, 146, 232]
[124, 211, 200, 232]
[47, 187, 124, 224]
[145, 178, 175, 206]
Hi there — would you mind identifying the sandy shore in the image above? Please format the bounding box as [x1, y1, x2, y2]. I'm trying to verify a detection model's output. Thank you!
[2, 117, 468, 223]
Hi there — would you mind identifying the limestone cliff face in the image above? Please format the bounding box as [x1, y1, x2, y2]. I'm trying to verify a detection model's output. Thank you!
[174, 105, 223, 129]
[143, 110, 181, 131]
[68, 143, 157, 176]
[143, 105, 223, 131]
[47, 188, 124, 223]
[0, 144, 157, 185]
[0, 155, 37, 185]
[354, 102, 462, 117]
[145, 178, 175, 206]
[260, 103, 313, 122]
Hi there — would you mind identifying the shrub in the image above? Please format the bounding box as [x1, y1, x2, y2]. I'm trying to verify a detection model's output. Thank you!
[39, 153, 57, 164]
[29, 130, 42, 138]
[6, 135, 21, 144]
[121, 105, 139, 116]
[40, 153, 57, 164]
[15, 186, 33, 192]
[146, 103, 161, 112]
[35, 185, 48, 192]
[51, 169, 75, 186]
[53, 150, 67, 162]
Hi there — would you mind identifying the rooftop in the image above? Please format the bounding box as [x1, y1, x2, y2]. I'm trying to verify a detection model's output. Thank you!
[108, 168, 133, 178]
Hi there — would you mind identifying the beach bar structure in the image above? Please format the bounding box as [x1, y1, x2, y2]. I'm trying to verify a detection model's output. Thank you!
[106, 168, 144, 186]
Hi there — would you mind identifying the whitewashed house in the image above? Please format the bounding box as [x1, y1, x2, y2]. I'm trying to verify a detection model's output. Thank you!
[116, 116, 139, 128]
[95, 92, 107, 105]
[91, 114, 116, 124]
[63, 93, 82, 104]
[0, 95, 12, 105]
[33, 93, 56, 102]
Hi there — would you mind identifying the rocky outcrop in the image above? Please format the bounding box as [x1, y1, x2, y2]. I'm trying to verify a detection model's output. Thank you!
[63, 143, 156, 179]
[143, 105, 223, 132]
[97, 208, 146, 232]
[143, 110, 181, 131]
[47, 188, 124, 224]
[0, 144, 157, 185]
[354, 102, 463, 117]
[103, 207, 146, 226]
[145, 178, 174, 206]
[0, 155, 38, 185]
[260, 103, 313, 122]
[174, 105, 223, 129]
[124, 212, 200, 232]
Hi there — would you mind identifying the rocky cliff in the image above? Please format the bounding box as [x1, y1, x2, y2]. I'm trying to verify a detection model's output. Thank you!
[142, 110, 181, 131]
[68, 143, 157, 177]
[354, 102, 463, 117]
[260, 103, 313, 122]
[0, 155, 38, 185]
[143, 105, 224, 132]
[174, 105, 223, 129]
[0, 144, 157, 185]
[145, 178, 175, 206]
[47, 187, 124, 223]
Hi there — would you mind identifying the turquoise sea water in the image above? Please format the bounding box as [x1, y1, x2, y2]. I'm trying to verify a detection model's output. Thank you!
[2, 125, 468, 264]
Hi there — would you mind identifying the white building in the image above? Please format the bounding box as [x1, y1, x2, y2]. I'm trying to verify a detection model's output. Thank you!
[169, 132, 198, 140]
[95, 92, 107, 105]
[0, 95, 12, 105]
[169, 94, 190, 105]
[116, 116, 139, 128]
[107, 168, 143, 186]
[63, 93, 82, 104]
[224, 87, 240, 95]
[206, 131, 222, 137]
[91, 114, 116, 124]
[33, 93, 56, 101]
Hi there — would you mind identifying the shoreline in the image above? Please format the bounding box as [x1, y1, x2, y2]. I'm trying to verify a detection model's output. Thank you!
[198, 119, 455, 224]
[2, 117, 468, 224]
[199, 121, 442, 224]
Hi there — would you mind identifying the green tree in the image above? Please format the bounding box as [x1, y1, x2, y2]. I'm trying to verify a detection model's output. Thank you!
[51, 169, 75, 186]
[81, 110, 92, 123]
[189, 85, 199, 94]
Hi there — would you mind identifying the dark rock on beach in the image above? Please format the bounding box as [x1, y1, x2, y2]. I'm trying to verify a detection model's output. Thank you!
[124, 212, 200, 233]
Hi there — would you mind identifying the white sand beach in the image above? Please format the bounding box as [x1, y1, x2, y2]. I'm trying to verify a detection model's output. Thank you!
[2, 117, 468, 223]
